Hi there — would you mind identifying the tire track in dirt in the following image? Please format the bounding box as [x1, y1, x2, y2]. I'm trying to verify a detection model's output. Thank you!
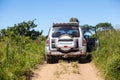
[31, 61, 103, 80]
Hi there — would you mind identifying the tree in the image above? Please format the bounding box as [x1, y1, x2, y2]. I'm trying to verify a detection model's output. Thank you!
[69, 18, 79, 23]
[96, 22, 113, 31]
[0, 20, 43, 40]
[81, 24, 95, 34]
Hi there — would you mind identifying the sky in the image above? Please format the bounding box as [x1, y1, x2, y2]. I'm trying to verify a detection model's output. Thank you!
[0, 0, 120, 35]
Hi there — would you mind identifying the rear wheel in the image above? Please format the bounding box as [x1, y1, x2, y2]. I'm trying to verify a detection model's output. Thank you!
[46, 58, 53, 64]
[46, 56, 58, 64]
[79, 54, 92, 63]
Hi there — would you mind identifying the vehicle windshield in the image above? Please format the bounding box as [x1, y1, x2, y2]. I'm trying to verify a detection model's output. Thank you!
[52, 26, 80, 37]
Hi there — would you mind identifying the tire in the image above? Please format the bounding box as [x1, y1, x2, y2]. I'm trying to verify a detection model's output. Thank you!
[79, 54, 92, 63]
[46, 56, 58, 64]
[57, 34, 75, 53]
[79, 55, 87, 63]
[46, 58, 53, 64]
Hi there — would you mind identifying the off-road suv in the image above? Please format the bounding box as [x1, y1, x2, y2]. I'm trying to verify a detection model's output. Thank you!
[45, 22, 87, 63]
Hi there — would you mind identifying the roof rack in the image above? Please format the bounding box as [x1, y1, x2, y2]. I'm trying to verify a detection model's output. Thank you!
[53, 22, 79, 27]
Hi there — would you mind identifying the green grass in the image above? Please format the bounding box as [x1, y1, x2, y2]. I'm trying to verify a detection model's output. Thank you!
[92, 30, 120, 80]
[0, 37, 45, 80]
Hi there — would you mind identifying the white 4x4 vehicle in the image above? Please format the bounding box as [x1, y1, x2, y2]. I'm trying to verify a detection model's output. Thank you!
[45, 22, 87, 63]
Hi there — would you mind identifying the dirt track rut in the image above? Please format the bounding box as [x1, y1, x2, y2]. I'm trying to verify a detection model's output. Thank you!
[31, 61, 103, 80]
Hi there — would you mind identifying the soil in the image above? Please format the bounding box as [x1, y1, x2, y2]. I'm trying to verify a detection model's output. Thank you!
[31, 61, 103, 80]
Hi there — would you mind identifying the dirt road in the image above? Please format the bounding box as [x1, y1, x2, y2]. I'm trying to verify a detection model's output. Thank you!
[31, 61, 103, 80]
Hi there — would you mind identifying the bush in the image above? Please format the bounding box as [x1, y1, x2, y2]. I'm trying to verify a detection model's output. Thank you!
[106, 55, 120, 80]
[0, 36, 45, 80]
[93, 30, 120, 80]
[0, 20, 45, 80]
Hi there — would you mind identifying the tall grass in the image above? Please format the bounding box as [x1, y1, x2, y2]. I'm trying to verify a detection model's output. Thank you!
[0, 36, 45, 80]
[93, 30, 120, 80]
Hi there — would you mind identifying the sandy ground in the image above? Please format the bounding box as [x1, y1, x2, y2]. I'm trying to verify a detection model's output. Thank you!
[31, 61, 104, 80]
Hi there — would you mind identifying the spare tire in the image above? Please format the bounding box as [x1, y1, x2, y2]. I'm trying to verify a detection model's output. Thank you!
[55, 34, 76, 53]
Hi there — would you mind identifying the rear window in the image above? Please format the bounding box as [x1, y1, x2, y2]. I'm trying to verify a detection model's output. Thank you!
[52, 26, 80, 37]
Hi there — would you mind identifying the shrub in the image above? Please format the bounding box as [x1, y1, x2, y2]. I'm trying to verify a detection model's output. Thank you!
[93, 30, 120, 80]
[106, 55, 120, 80]
[0, 36, 45, 80]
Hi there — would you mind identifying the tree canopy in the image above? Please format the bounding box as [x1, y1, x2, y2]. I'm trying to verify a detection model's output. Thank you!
[0, 20, 43, 40]
[96, 22, 113, 31]
[81, 24, 96, 35]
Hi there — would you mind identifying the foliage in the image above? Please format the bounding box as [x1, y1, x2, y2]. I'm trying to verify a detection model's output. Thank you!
[0, 20, 45, 80]
[0, 20, 43, 40]
[81, 24, 95, 34]
[92, 30, 120, 80]
[96, 22, 113, 31]
[0, 38, 45, 80]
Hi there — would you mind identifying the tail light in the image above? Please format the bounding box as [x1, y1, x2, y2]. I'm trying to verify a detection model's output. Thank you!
[82, 38, 86, 46]
[46, 39, 50, 46]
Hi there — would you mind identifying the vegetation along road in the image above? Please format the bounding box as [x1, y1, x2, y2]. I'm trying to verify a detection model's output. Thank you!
[1, 19, 120, 80]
